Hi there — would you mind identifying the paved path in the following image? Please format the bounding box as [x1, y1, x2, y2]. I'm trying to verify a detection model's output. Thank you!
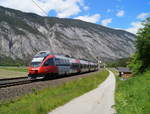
[49, 70, 116, 114]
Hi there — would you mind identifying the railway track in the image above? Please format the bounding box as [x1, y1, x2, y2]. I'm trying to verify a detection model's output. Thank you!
[0, 71, 98, 88]
[0, 77, 31, 88]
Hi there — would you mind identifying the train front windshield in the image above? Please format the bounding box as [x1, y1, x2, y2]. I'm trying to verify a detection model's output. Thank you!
[34, 52, 49, 58]
[31, 62, 41, 67]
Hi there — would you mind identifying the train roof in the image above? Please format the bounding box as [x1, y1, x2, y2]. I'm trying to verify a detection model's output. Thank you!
[34, 51, 70, 58]
[34, 51, 50, 58]
[34, 51, 97, 64]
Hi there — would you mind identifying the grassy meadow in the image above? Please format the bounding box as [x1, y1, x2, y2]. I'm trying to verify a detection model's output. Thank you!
[115, 70, 150, 114]
[0, 66, 27, 72]
[0, 66, 28, 78]
[0, 70, 108, 114]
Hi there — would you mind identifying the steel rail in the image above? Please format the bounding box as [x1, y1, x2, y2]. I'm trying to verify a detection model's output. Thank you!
[0, 77, 28, 81]
[0, 77, 31, 88]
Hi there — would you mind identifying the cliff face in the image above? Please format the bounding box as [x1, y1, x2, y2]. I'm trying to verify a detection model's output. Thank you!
[0, 6, 135, 62]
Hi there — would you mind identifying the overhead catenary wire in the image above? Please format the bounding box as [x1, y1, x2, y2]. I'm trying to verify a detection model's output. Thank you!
[31, 0, 96, 62]
[31, 0, 55, 54]
[31, 0, 48, 16]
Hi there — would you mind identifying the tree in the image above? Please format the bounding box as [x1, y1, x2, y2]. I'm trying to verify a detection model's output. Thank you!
[129, 17, 150, 73]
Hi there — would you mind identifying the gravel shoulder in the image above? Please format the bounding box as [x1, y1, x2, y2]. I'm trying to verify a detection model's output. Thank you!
[0, 71, 98, 101]
[49, 70, 116, 114]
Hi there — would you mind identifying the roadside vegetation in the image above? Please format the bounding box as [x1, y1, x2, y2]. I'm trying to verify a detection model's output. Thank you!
[115, 71, 150, 114]
[129, 17, 150, 74]
[107, 58, 130, 67]
[0, 70, 108, 114]
[115, 17, 150, 114]
[0, 55, 26, 66]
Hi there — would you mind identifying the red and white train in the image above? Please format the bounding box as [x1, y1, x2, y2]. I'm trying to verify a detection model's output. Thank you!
[28, 51, 98, 79]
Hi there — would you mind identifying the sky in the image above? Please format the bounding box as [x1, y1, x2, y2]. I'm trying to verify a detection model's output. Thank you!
[0, 0, 149, 34]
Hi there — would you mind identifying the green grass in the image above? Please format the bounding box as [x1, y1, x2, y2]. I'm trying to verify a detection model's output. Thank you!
[0, 70, 108, 114]
[0, 66, 27, 72]
[115, 70, 150, 114]
[0, 66, 27, 78]
[0, 69, 27, 78]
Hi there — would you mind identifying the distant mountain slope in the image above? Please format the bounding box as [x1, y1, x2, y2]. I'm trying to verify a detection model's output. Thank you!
[0, 6, 135, 62]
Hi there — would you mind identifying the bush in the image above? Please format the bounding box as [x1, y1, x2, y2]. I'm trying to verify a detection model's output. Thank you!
[129, 17, 150, 73]
[0, 55, 25, 66]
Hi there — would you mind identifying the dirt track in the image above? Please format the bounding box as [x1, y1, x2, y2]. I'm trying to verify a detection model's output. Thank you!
[49, 70, 116, 114]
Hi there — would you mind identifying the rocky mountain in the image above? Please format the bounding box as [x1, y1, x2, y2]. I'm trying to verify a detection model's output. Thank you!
[0, 6, 135, 63]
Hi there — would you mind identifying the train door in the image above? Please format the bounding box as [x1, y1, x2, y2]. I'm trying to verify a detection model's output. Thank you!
[43, 58, 55, 74]
[55, 58, 64, 75]
[55, 57, 70, 75]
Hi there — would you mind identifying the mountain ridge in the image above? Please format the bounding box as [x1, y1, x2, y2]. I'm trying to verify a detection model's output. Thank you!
[0, 6, 135, 63]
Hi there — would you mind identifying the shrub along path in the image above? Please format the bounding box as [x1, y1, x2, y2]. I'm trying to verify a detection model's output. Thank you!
[115, 71, 150, 114]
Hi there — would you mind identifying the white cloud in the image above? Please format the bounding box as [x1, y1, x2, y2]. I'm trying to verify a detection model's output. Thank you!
[137, 12, 150, 19]
[101, 18, 112, 26]
[0, 0, 88, 18]
[78, 0, 89, 11]
[75, 14, 101, 23]
[116, 10, 125, 17]
[126, 21, 144, 34]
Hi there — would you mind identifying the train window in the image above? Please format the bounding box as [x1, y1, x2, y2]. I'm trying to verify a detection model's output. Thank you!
[61, 59, 63, 64]
[64, 59, 69, 66]
[55, 58, 70, 66]
[31, 62, 41, 67]
[43, 58, 54, 66]
[55, 58, 61, 65]
[34, 52, 48, 58]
